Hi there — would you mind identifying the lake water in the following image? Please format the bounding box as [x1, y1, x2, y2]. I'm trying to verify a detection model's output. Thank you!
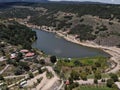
[32, 29, 110, 58]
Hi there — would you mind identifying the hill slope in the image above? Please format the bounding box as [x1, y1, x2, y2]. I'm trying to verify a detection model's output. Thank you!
[0, 3, 120, 47]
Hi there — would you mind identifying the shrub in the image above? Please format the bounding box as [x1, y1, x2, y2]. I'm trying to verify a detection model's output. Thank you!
[106, 79, 114, 88]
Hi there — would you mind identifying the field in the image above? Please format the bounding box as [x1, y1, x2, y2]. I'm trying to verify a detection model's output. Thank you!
[55, 56, 109, 79]
[74, 85, 112, 90]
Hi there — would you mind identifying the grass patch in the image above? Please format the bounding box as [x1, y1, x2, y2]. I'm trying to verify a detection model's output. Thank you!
[74, 85, 112, 90]
[58, 56, 108, 67]
[46, 70, 54, 79]
[56, 56, 109, 79]
[87, 73, 110, 79]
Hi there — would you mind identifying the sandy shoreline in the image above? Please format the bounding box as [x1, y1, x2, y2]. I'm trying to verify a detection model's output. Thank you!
[18, 21, 120, 73]
[56, 31, 120, 73]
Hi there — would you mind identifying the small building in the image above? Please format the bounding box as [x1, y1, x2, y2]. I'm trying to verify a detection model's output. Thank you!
[20, 49, 29, 53]
[10, 53, 16, 59]
[65, 80, 70, 85]
[25, 52, 35, 57]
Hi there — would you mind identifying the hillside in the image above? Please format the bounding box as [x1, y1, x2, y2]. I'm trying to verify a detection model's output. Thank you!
[0, 20, 37, 49]
[0, 3, 120, 47]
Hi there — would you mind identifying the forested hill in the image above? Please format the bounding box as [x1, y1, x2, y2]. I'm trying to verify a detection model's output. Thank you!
[0, 20, 37, 49]
[0, 3, 120, 47]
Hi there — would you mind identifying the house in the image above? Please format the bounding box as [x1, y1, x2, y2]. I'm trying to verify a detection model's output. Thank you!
[20, 49, 29, 53]
[10, 53, 16, 59]
[65, 80, 70, 85]
[25, 52, 35, 57]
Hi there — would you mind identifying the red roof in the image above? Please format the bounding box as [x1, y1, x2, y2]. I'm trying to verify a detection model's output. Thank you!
[25, 52, 35, 57]
[65, 80, 70, 85]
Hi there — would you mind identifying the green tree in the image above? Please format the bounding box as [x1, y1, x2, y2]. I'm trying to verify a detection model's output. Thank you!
[29, 72, 34, 78]
[16, 52, 23, 61]
[65, 85, 68, 90]
[110, 73, 118, 82]
[80, 72, 87, 80]
[38, 67, 43, 74]
[70, 70, 80, 80]
[19, 61, 30, 71]
[94, 70, 101, 80]
[94, 78, 98, 84]
[40, 59, 45, 65]
[0, 75, 4, 80]
[69, 77, 73, 84]
[106, 79, 114, 88]
[50, 56, 57, 63]
[14, 66, 23, 75]
[112, 84, 119, 90]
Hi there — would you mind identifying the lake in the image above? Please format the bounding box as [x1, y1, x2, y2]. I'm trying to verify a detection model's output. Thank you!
[32, 29, 110, 58]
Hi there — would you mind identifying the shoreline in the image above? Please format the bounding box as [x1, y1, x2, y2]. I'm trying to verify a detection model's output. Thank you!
[18, 21, 120, 73]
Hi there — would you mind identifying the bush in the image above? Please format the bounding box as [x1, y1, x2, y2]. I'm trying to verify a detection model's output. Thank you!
[0, 75, 4, 80]
[37, 77, 43, 83]
[94, 78, 98, 84]
[38, 67, 43, 74]
[14, 66, 24, 75]
[106, 79, 114, 88]
[80, 72, 87, 80]
[46, 70, 53, 79]
[71, 70, 80, 80]
[94, 70, 101, 80]
[109, 73, 118, 82]
[40, 59, 45, 65]
[50, 56, 57, 63]
[29, 72, 34, 78]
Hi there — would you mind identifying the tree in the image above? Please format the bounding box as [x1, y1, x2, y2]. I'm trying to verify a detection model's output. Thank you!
[19, 61, 30, 71]
[94, 78, 98, 84]
[65, 85, 68, 90]
[94, 70, 101, 80]
[0, 75, 4, 80]
[74, 60, 82, 66]
[112, 84, 119, 90]
[16, 52, 23, 61]
[1, 49, 5, 56]
[38, 67, 43, 74]
[80, 72, 87, 80]
[95, 62, 101, 67]
[6, 59, 12, 64]
[50, 56, 57, 63]
[28, 72, 34, 78]
[70, 70, 80, 80]
[106, 79, 114, 88]
[14, 66, 24, 75]
[69, 77, 73, 84]
[40, 59, 45, 65]
[110, 73, 118, 82]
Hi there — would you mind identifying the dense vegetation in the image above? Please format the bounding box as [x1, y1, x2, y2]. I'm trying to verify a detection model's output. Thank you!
[74, 85, 112, 90]
[0, 20, 37, 49]
[1, 3, 119, 20]
[69, 24, 96, 40]
[0, 3, 120, 46]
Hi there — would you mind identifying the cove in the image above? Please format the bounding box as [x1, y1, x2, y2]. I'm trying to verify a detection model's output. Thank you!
[32, 29, 110, 58]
